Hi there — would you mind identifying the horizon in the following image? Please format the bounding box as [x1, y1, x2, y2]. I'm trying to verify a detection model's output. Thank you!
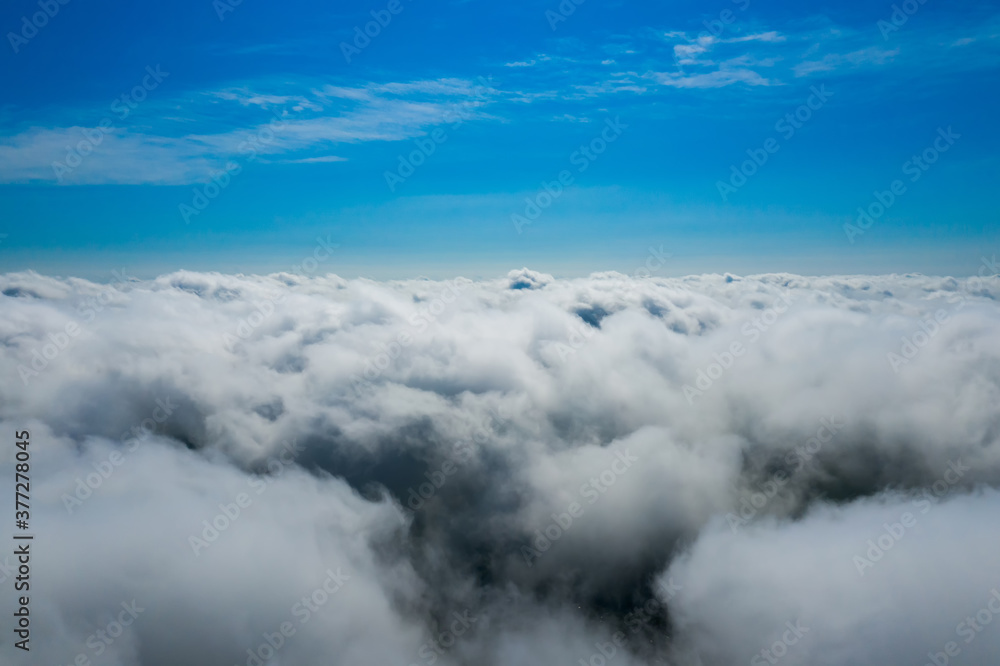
[1, 0, 998, 276]
[3, 1, 1000, 665]
[6, 261, 1000, 283]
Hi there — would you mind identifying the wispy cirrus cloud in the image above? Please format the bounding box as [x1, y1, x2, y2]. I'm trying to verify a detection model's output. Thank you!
[0, 127, 216, 185]
[649, 66, 774, 89]
[496, 12, 1000, 101]
[269, 155, 349, 164]
[0, 77, 499, 186]
[2, 11, 997, 189]
[793, 46, 900, 77]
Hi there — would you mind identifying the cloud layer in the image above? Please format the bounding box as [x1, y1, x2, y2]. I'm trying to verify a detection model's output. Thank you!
[2, 268, 999, 665]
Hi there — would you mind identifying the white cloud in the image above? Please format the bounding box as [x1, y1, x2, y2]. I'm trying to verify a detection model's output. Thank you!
[268, 154, 349, 164]
[0, 76, 497, 185]
[2, 269, 999, 664]
[724, 31, 785, 44]
[794, 46, 900, 77]
[650, 67, 773, 88]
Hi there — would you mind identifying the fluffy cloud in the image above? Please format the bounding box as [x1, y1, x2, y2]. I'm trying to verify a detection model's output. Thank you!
[1, 268, 999, 665]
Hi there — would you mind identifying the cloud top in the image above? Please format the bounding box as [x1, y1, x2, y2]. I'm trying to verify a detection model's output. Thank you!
[2, 268, 999, 665]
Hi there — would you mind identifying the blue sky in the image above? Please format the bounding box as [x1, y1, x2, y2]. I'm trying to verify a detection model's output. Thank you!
[0, 0, 998, 279]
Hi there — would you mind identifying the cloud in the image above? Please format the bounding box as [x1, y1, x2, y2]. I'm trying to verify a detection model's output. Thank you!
[650, 67, 773, 88]
[794, 46, 901, 77]
[0, 76, 498, 185]
[665, 491, 1000, 665]
[0, 127, 217, 185]
[725, 31, 786, 44]
[1, 269, 999, 665]
[212, 89, 324, 112]
[267, 154, 349, 164]
[641, 12, 1000, 93]
[652, 31, 781, 88]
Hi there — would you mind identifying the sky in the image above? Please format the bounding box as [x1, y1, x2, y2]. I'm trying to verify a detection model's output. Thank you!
[0, 0, 998, 279]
